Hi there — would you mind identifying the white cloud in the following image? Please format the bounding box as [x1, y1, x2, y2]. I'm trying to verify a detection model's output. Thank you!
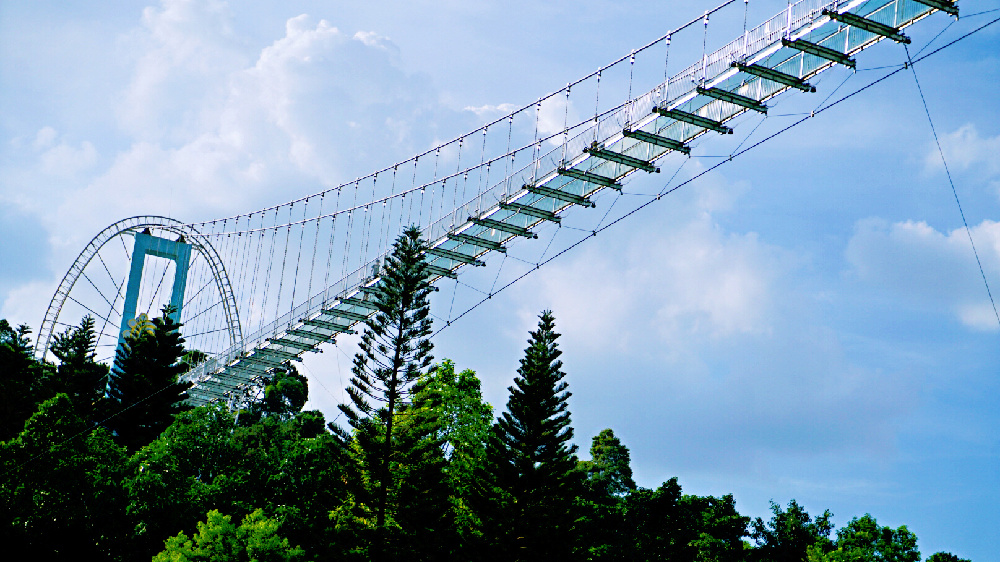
[464, 103, 518, 118]
[39, 140, 98, 178]
[39, 5, 476, 250]
[120, 0, 246, 142]
[2, 0, 479, 324]
[925, 123, 1000, 178]
[846, 217, 1000, 331]
[34, 127, 58, 149]
[513, 168, 775, 353]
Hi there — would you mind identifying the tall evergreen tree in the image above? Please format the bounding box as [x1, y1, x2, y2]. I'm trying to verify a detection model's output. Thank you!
[106, 305, 192, 452]
[481, 310, 583, 561]
[331, 225, 446, 560]
[49, 315, 109, 426]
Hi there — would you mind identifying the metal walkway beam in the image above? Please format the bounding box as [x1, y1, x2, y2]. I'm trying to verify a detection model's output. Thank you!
[822, 9, 911, 43]
[524, 184, 595, 208]
[732, 62, 816, 92]
[500, 202, 561, 223]
[471, 217, 537, 238]
[912, 0, 958, 16]
[623, 129, 691, 155]
[697, 86, 767, 114]
[781, 38, 856, 69]
[425, 263, 458, 279]
[448, 232, 507, 253]
[426, 246, 484, 266]
[557, 167, 622, 189]
[653, 107, 733, 134]
[583, 147, 659, 173]
[303, 317, 355, 332]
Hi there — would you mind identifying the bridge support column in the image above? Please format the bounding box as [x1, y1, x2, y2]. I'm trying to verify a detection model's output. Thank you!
[115, 230, 192, 359]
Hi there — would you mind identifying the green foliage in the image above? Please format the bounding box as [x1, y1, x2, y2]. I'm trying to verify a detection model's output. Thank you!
[925, 553, 971, 562]
[0, 314, 968, 561]
[49, 315, 110, 426]
[331, 226, 448, 559]
[752, 499, 834, 562]
[180, 349, 208, 374]
[620, 477, 749, 562]
[261, 363, 309, 420]
[125, 404, 348, 559]
[413, 359, 493, 546]
[481, 310, 583, 560]
[0, 319, 54, 440]
[0, 393, 127, 560]
[580, 428, 636, 497]
[107, 305, 193, 452]
[152, 509, 304, 561]
[807, 514, 920, 562]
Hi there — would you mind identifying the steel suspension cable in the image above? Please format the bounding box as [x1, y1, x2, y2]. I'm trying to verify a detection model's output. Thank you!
[904, 43, 1000, 328]
[434, 16, 1000, 337]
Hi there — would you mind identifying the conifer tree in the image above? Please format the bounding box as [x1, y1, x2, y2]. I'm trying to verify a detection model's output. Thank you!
[331, 225, 446, 560]
[482, 310, 583, 561]
[49, 315, 109, 426]
[106, 305, 192, 452]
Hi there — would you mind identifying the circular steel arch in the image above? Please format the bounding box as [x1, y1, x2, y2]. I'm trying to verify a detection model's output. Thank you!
[35, 215, 242, 361]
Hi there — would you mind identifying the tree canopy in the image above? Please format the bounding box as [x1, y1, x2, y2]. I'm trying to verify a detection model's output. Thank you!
[0, 230, 970, 560]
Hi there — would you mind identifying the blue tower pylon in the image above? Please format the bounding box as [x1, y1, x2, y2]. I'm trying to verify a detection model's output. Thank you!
[114, 229, 192, 359]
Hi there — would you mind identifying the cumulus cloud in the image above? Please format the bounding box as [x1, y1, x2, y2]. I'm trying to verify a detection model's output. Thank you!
[846, 217, 1000, 331]
[120, 0, 246, 142]
[924, 123, 1000, 178]
[43, 4, 479, 252]
[2, 0, 485, 322]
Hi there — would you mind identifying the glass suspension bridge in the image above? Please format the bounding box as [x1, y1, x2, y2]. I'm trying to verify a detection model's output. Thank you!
[34, 0, 977, 407]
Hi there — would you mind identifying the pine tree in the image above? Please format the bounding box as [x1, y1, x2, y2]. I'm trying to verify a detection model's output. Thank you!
[482, 310, 583, 561]
[106, 305, 192, 452]
[331, 225, 446, 560]
[49, 315, 109, 426]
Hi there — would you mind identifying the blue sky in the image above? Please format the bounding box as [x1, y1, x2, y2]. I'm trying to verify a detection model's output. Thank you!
[1, 1, 998, 559]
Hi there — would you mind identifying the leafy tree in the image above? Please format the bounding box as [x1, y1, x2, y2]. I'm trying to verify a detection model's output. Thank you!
[679, 492, 751, 562]
[580, 428, 636, 497]
[925, 553, 971, 562]
[152, 509, 304, 561]
[577, 429, 635, 560]
[180, 349, 208, 373]
[752, 499, 834, 562]
[107, 305, 193, 452]
[49, 315, 109, 425]
[125, 404, 348, 559]
[260, 363, 309, 420]
[330, 225, 446, 559]
[403, 359, 492, 548]
[481, 310, 583, 560]
[0, 393, 127, 560]
[808, 514, 920, 562]
[619, 477, 748, 562]
[0, 320, 53, 440]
